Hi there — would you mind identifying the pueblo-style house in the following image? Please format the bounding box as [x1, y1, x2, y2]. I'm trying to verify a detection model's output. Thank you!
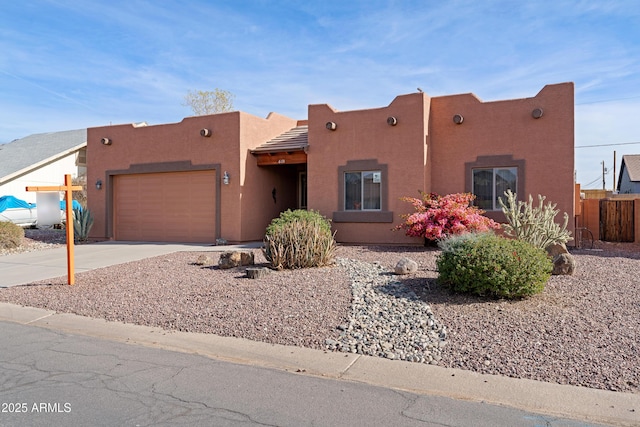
[86, 82, 574, 245]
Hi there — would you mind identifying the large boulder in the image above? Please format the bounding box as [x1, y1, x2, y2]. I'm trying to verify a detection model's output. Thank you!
[546, 243, 576, 275]
[395, 257, 418, 275]
[552, 253, 576, 275]
[547, 243, 568, 258]
[218, 251, 255, 269]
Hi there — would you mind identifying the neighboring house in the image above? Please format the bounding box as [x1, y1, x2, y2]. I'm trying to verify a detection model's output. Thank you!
[616, 155, 640, 194]
[0, 129, 87, 203]
[87, 83, 575, 245]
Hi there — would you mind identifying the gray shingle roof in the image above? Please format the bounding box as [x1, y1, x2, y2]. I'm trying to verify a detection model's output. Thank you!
[0, 129, 87, 182]
[251, 125, 308, 154]
[621, 155, 640, 182]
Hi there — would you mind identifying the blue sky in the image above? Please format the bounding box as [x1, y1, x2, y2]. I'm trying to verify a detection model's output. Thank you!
[1, 1, 639, 189]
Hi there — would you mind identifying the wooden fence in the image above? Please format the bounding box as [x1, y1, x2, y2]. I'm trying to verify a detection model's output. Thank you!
[599, 199, 635, 242]
[577, 197, 640, 244]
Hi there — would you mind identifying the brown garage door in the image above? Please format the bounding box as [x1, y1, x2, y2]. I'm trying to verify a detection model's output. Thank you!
[114, 170, 216, 242]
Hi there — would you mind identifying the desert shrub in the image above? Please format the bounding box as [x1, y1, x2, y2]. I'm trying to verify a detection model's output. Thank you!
[263, 209, 336, 269]
[395, 192, 500, 242]
[73, 207, 94, 242]
[0, 221, 25, 249]
[265, 209, 332, 236]
[499, 189, 572, 250]
[436, 232, 552, 299]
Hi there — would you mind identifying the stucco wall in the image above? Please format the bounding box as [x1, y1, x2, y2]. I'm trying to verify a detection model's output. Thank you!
[307, 93, 430, 244]
[307, 83, 574, 245]
[87, 112, 297, 242]
[429, 83, 575, 237]
[87, 83, 575, 245]
[239, 113, 301, 240]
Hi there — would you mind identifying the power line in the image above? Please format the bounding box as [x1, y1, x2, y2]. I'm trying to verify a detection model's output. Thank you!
[583, 176, 602, 187]
[575, 141, 640, 148]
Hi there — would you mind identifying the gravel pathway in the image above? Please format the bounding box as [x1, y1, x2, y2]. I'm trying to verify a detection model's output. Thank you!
[1, 232, 640, 394]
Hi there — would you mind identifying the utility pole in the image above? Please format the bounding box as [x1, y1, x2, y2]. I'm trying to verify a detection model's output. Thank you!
[602, 161, 606, 190]
[613, 151, 617, 192]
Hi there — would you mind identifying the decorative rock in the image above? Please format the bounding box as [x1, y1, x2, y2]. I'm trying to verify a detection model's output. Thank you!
[218, 252, 241, 269]
[218, 251, 255, 269]
[240, 252, 255, 265]
[194, 254, 214, 266]
[394, 257, 418, 275]
[329, 258, 447, 365]
[547, 243, 568, 258]
[246, 266, 271, 279]
[215, 238, 228, 246]
[552, 252, 576, 275]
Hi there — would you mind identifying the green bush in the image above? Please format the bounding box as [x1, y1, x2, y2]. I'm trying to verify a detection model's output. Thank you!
[436, 232, 552, 299]
[73, 208, 94, 243]
[265, 209, 332, 236]
[0, 221, 25, 250]
[499, 189, 572, 250]
[263, 209, 336, 269]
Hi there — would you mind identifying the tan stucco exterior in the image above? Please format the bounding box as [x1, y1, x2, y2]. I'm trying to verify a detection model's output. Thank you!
[87, 112, 298, 242]
[87, 82, 575, 245]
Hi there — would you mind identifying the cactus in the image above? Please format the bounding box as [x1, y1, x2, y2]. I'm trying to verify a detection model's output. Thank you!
[498, 190, 572, 250]
[73, 207, 94, 243]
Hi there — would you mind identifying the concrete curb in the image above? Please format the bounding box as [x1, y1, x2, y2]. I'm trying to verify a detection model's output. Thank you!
[1, 302, 638, 426]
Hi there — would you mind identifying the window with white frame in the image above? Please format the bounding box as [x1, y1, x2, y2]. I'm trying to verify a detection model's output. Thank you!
[472, 167, 517, 211]
[345, 171, 382, 210]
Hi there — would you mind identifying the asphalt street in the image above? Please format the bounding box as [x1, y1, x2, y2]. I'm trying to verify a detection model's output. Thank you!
[0, 320, 610, 427]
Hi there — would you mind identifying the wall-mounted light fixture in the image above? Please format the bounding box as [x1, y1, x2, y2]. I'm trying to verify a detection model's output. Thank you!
[453, 114, 464, 124]
[101, 137, 112, 145]
[326, 121, 337, 131]
[387, 116, 398, 126]
[200, 128, 212, 137]
[532, 108, 544, 119]
[95, 179, 103, 190]
[223, 171, 230, 185]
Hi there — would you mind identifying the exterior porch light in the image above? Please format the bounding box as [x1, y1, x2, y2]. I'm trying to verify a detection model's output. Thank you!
[532, 108, 544, 119]
[387, 116, 398, 126]
[223, 171, 230, 185]
[453, 114, 464, 124]
[200, 128, 212, 137]
[95, 179, 102, 190]
[326, 121, 337, 131]
[101, 137, 112, 145]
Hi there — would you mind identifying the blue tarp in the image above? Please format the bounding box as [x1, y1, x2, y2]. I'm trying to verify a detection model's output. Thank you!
[60, 199, 83, 211]
[0, 196, 36, 213]
[0, 195, 82, 213]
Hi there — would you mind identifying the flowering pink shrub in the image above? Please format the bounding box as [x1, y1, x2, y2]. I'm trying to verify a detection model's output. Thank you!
[395, 192, 500, 241]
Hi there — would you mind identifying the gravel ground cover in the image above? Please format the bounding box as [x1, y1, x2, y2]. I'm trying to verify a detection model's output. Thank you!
[0, 228, 66, 255]
[1, 230, 640, 393]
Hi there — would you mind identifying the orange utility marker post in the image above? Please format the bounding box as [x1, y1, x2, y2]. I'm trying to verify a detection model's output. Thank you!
[26, 174, 83, 285]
